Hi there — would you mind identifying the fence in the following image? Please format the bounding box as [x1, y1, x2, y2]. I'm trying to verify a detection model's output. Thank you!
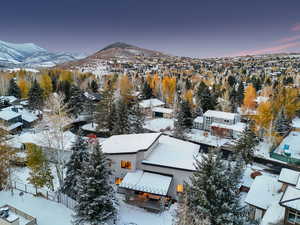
[11, 181, 77, 210]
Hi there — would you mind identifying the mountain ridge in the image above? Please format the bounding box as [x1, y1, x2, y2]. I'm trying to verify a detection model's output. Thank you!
[0, 40, 86, 68]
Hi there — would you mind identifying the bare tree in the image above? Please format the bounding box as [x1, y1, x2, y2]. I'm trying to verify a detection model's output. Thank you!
[38, 93, 72, 188]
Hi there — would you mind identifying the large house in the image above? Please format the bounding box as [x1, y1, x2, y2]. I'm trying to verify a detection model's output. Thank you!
[245, 168, 300, 225]
[0, 105, 40, 133]
[139, 98, 165, 116]
[101, 133, 201, 211]
[193, 110, 245, 139]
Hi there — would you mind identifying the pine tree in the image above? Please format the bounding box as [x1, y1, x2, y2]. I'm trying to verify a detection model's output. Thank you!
[28, 79, 44, 111]
[112, 98, 130, 135]
[199, 87, 216, 112]
[7, 78, 21, 98]
[173, 96, 192, 139]
[273, 107, 291, 137]
[74, 142, 118, 225]
[95, 81, 115, 134]
[68, 85, 86, 117]
[90, 80, 99, 93]
[234, 122, 259, 165]
[128, 99, 145, 134]
[141, 81, 153, 99]
[61, 135, 89, 200]
[236, 81, 245, 106]
[185, 150, 252, 225]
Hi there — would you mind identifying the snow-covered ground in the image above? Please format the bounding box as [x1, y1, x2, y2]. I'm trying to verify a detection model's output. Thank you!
[186, 129, 230, 147]
[144, 118, 174, 132]
[0, 190, 73, 225]
[0, 191, 175, 225]
[12, 164, 61, 192]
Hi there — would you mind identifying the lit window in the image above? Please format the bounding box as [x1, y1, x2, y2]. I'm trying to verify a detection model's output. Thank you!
[115, 178, 123, 185]
[121, 160, 132, 169]
[177, 184, 184, 193]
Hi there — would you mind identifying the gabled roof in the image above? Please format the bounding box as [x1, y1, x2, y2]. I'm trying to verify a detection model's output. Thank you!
[0, 110, 20, 121]
[245, 175, 282, 210]
[142, 135, 200, 171]
[102, 133, 161, 154]
[139, 98, 165, 108]
[278, 168, 300, 185]
[280, 186, 300, 211]
[203, 110, 237, 120]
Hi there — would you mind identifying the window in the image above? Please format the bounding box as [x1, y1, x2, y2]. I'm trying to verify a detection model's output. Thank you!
[288, 209, 300, 224]
[177, 184, 184, 193]
[121, 160, 132, 169]
[115, 178, 123, 185]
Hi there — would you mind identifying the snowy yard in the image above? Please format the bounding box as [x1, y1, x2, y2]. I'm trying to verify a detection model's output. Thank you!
[186, 129, 230, 147]
[0, 191, 175, 225]
[144, 118, 174, 132]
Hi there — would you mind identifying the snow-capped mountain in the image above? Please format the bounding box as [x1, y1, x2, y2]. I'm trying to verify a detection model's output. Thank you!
[0, 40, 86, 68]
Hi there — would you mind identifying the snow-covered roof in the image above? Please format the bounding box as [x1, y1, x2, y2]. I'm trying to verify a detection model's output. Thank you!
[152, 107, 173, 114]
[142, 135, 200, 171]
[280, 186, 300, 211]
[21, 111, 38, 123]
[255, 96, 269, 104]
[194, 116, 203, 123]
[139, 98, 165, 108]
[278, 168, 300, 185]
[119, 170, 172, 196]
[274, 132, 300, 160]
[102, 133, 161, 154]
[211, 122, 246, 132]
[203, 110, 237, 120]
[261, 199, 285, 225]
[241, 166, 262, 188]
[0, 110, 20, 121]
[0, 96, 18, 103]
[292, 117, 300, 129]
[245, 175, 282, 210]
[81, 123, 98, 132]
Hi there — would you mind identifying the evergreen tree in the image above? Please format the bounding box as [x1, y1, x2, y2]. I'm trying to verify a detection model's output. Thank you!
[200, 89, 215, 112]
[236, 81, 245, 106]
[28, 79, 44, 111]
[141, 81, 153, 99]
[234, 122, 259, 165]
[74, 142, 118, 225]
[61, 135, 89, 200]
[173, 95, 192, 139]
[95, 81, 115, 134]
[227, 75, 236, 87]
[185, 150, 252, 225]
[273, 107, 291, 137]
[90, 80, 99, 93]
[112, 98, 130, 135]
[7, 78, 21, 98]
[128, 99, 145, 134]
[68, 85, 86, 117]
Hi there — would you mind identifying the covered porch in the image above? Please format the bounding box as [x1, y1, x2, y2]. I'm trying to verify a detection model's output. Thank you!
[119, 170, 173, 212]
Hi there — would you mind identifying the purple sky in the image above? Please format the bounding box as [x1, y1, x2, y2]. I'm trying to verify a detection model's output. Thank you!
[1, 0, 300, 58]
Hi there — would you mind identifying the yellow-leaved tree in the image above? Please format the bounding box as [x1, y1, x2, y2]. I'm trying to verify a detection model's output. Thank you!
[119, 74, 133, 101]
[162, 76, 176, 105]
[243, 84, 256, 112]
[18, 79, 30, 98]
[40, 74, 53, 97]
